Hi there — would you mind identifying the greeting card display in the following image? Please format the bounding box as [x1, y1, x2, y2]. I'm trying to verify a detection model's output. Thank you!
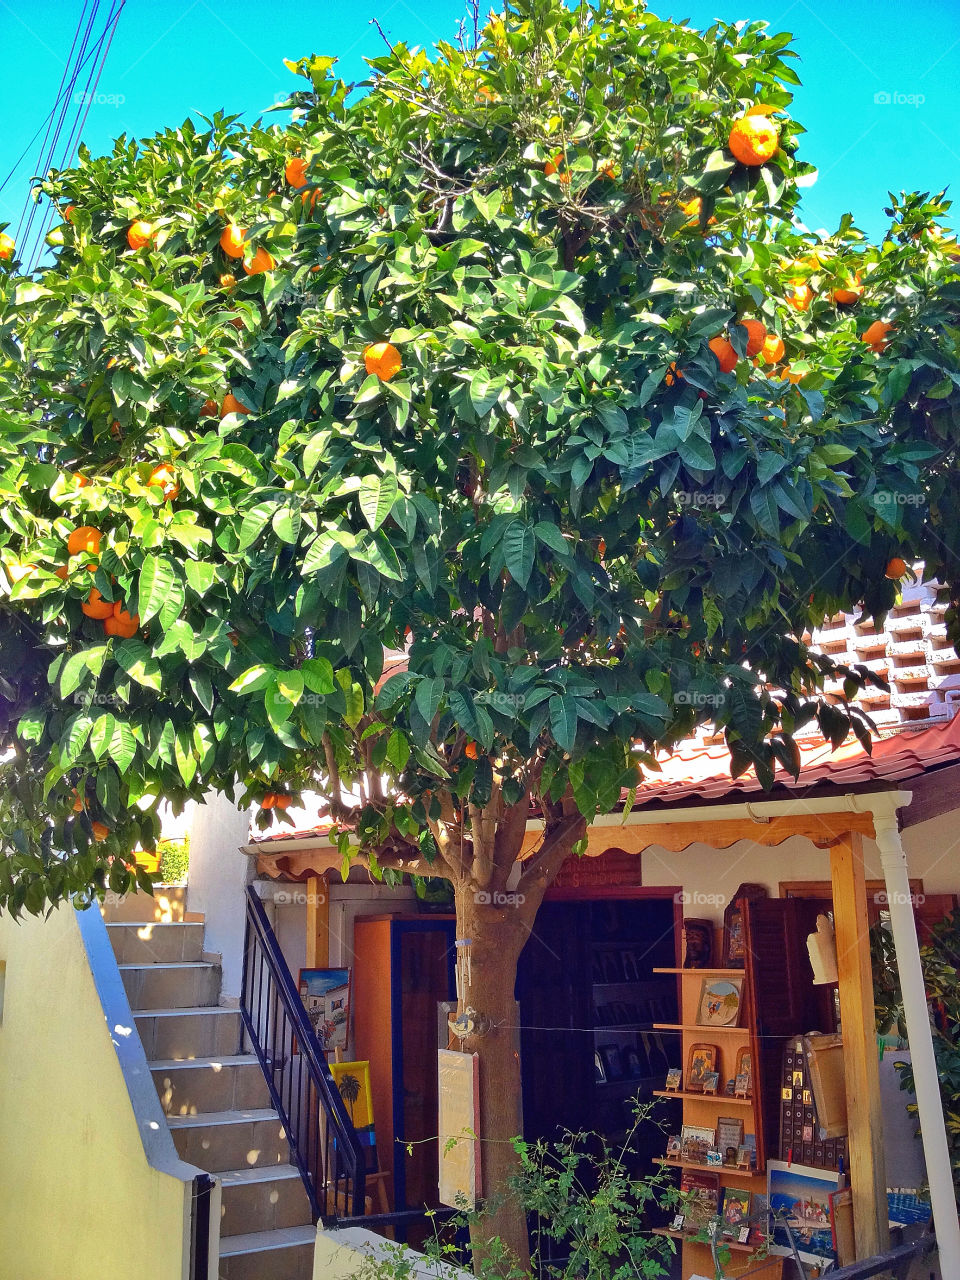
[678, 1168, 720, 1231]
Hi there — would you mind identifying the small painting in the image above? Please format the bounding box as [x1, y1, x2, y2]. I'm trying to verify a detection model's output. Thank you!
[664, 1066, 683, 1092]
[666, 1134, 682, 1159]
[680, 1123, 717, 1164]
[735, 1045, 752, 1090]
[297, 967, 351, 1052]
[686, 1042, 717, 1092]
[767, 1160, 840, 1264]
[701, 1070, 720, 1095]
[722, 883, 768, 968]
[696, 977, 743, 1027]
[721, 1187, 751, 1236]
[329, 1059, 378, 1172]
[682, 918, 713, 968]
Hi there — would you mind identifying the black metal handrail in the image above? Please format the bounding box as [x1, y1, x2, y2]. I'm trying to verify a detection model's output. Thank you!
[824, 1230, 936, 1279]
[240, 885, 366, 1224]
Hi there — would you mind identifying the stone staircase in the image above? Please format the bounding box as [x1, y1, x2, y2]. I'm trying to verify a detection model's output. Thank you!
[104, 893, 315, 1280]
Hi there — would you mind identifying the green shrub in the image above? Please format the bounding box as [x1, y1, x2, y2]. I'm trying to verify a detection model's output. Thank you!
[157, 836, 189, 884]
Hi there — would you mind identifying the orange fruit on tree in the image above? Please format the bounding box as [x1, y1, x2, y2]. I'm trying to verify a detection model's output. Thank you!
[364, 342, 402, 381]
[82, 587, 115, 619]
[785, 282, 813, 312]
[110, 420, 122, 438]
[740, 318, 767, 357]
[543, 152, 564, 176]
[760, 333, 786, 364]
[862, 320, 894, 352]
[300, 187, 322, 211]
[708, 335, 738, 373]
[126, 220, 153, 250]
[243, 247, 275, 276]
[219, 272, 237, 289]
[728, 114, 779, 165]
[285, 156, 308, 188]
[0, 233, 14, 260]
[557, 171, 571, 186]
[104, 602, 139, 638]
[885, 557, 909, 580]
[219, 225, 246, 258]
[665, 362, 684, 387]
[781, 364, 804, 384]
[55, 565, 69, 580]
[67, 526, 101, 556]
[148, 463, 179, 500]
[64, 204, 75, 222]
[831, 274, 862, 305]
[598, 160, 616, 180]
[228, 630, 239, 647]
[261, 793, 276, 809]
[91, 821, 110, 841]
[200, 398, 218, 418]
[220, 392, 252, 417]
[464, 741, 479, 759]
[72, 792, 84, 812]
[274, 794, 292, 810]
[477, 85, 499, 102]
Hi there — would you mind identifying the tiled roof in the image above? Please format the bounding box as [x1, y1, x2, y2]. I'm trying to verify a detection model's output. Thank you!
[251, 714, 960, 849]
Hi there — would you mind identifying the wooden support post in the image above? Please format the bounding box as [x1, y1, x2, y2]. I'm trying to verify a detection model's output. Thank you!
[830, 830, 889, 1259]
[305, 873, 330, 968]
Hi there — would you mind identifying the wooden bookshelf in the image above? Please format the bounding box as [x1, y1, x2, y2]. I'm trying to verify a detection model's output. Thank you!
[653, 1157, 765, 1181]
[652, 1227, 758, 1254]
[653, 1089, 753, 1106]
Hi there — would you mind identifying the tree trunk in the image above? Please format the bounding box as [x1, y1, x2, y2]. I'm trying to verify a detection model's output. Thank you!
[453, 880, 533, 1269]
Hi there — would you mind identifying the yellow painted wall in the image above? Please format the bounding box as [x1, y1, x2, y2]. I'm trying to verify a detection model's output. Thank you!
[0, 906, 191, 1280]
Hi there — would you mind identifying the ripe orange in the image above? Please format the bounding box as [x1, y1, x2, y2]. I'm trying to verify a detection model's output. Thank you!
[219, 225, 246, 258]
[665, 362, 684, 387]
[200, 398, 218, 418]
[0, 233, 15, 260]
[543, 152, 564, 176]
[708, 335, 738, 373]
[110, 421, 122, 438]
[781, 364, 804, 384]
[785, 282, 813, 312]
[64, 204, 75, 222]
[228, 630, 239, 647]
[104, 602, 139, 638]
[82, 587, 115, 619]
[364, 342, 402, 381]
[55, 565, 69, 580]
[72, 471, 90, 487]
[300, 187, 322, 211]
[832, 274, 862, 305]
[72, 793, 84, 813]
[148, 463, 179, 500]
[760, 333, 785, 364]
[885, 557, 908, 580]
[285, 156, 308, 188]
[464, 741, 479, 759]
[274, 794, 292, 810]
[728, 114, 779, 165]
[862, 320, 894, 352]
[91, 821, 110, 841]
[67, 526, 101, 556]
[220, 272, 237, 289]
[262, 793, 276, 809]
[126, 220, 153, 250]
[243, 246, 275, 276]
[477, 86, 499, 103]
[598, 160, 617, 180]
[558, 171, 571, 186]
[220, 392, 252, 417]
[741, 318, 767, 357]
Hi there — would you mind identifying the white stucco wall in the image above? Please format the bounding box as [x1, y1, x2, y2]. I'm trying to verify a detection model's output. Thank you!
[187, 792, 254, 1002]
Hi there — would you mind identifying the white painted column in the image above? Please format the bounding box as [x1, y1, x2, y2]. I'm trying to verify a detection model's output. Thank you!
[874, 807, 960, 1272]
[187, 791, 253, 1003]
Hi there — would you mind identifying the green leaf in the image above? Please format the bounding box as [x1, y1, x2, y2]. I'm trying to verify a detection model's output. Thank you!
[549, 695, 578, 753]
[229, 664, 273, 694]
[237, 499, 279, 551]
[114, 640, 163, 691]
[302, 656, 335, 694]
[534, 523, 570, 557]
[59, 645, 108, 698]
[336, 668, 364, 728]
[138, 556, 178, 625]
[272, 503, 302, 544]
[415, 676, 444, 725]
[89, 713, 117, 760]
[358, 473, 399, 530]
[503, 522, 535, 589]
[184, 561, 217, 596]
[109, 721, 136, 773]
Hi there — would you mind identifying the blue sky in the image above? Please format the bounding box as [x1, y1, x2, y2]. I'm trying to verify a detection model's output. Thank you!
[1, 0, 958, 245]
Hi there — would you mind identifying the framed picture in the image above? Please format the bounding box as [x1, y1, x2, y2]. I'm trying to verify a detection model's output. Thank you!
[721, 1187, 751, 1236]
[706, 1148, 723, 1167]
[682, 918, 713, 968]
[680, 1123, 717, 1164]
[297, 967, 351, 1053]
[737, 1144, 753, 1170]
[696, 977, 743, 1027]
[666, 1134, 682, 1159]
[767, 1159, 839, 1264]
[623, 1048, 644, 1079]
[722, 883, 768, 968]
[717, 1116, 744, 1155]
[701, 1070, 720, 1095]
[664, 1066, 683, 1092]
[599, 1044, 623, 1081]
[329, 1059, 378, 1171]
[735, 1046, 752, 1087]
[686, 1042, 717, 1092]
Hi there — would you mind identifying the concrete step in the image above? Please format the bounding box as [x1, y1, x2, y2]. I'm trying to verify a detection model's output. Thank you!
[107, 921, 204, 964]
[121, 961, 220, 1010]
[136, 1007, 241, 1060]
[219, 1164, 312, 1238]
[101, 886, 190, 923]
[218, 1225, 315, 1280]
[151, 1055, 270, 1116]
[168, 1109, 289, 1173]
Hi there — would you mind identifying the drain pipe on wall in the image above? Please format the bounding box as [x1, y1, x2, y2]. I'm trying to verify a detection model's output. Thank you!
[862, 791, 960, 1274]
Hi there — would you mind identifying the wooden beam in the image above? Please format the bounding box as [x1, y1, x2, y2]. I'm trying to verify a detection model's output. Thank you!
[305, 872, 330, 968]
[830, 831, 889, 1259]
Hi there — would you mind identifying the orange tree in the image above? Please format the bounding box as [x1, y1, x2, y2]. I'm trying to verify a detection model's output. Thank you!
[2, 0, 960, 1258]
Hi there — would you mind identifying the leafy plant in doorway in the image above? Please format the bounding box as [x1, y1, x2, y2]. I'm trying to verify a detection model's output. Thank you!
[871, 913, 960, 1204]
[157, 836, 189, 885]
